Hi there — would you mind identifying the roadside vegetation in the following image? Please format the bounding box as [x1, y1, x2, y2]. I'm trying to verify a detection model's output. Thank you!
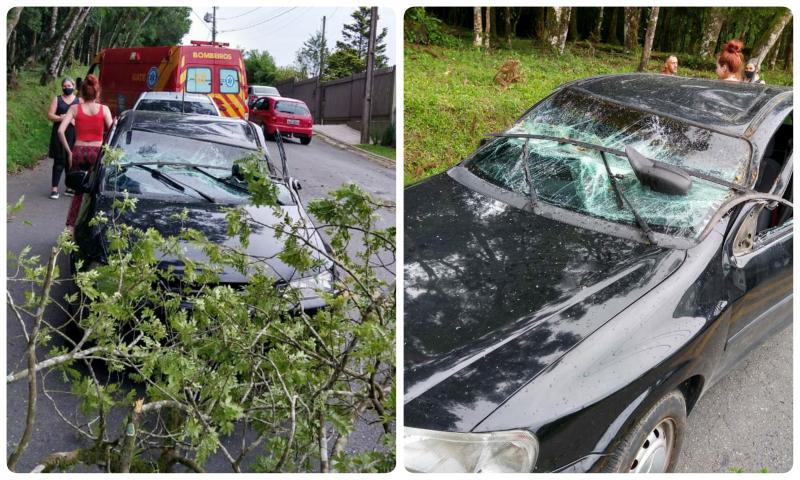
[356, 144, 396, 161]
[6, 151, 396, 472]
[7, 67, 84, 172]
[404, 7, 793, 184]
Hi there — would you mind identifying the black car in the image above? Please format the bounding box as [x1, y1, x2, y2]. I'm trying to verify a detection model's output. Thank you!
[68, 110, 333, 311]
[403, 74, 793, 473]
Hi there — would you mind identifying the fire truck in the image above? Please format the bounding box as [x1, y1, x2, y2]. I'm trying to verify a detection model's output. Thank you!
[84, 41, 249, 119]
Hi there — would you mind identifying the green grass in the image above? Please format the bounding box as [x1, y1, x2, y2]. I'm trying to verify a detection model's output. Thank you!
[404, 37, 793, 184]
[7, 66, 86, 172]
[356, 144, 396, 161]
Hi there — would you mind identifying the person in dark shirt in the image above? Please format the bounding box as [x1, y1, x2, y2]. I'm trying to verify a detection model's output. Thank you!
[47, 77, 80, 199]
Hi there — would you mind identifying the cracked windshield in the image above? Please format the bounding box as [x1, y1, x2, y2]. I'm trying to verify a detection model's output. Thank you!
[106, 129, 258, 200]
[467, 88, 751, 240]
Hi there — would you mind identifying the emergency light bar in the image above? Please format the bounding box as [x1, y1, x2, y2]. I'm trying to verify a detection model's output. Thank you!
[189, 40, 230, 47]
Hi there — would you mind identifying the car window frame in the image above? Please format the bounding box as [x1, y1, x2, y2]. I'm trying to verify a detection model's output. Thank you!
[727, 156, 793, 257]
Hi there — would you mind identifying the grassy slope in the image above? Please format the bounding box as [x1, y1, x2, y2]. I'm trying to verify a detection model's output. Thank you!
[7, 66, 86, 172]
[356, 144, 396, 160]
[404, 37, 793, 184]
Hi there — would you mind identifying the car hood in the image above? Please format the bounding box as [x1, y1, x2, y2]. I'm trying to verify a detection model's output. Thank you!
[107, 196, 329, 284]
[404, 172, 685, 432]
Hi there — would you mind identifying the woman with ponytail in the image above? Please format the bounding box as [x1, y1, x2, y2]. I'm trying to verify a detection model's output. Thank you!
[57, 74, 113, 232]
[716, 39, 744, 81]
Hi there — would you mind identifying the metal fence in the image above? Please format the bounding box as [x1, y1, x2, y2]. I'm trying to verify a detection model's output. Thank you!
[275, 66, 395, 134]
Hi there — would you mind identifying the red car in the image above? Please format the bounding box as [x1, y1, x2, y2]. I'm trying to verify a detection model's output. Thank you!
[248, 96, 313, 145]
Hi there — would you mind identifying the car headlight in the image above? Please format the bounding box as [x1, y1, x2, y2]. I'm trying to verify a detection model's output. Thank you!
[405, 427, 538, 473]
[288, 270, 333, 299]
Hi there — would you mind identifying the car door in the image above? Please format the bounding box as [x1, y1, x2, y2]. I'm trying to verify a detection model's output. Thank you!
[721, 172, 793, 368]
[249, 97, 268, 126]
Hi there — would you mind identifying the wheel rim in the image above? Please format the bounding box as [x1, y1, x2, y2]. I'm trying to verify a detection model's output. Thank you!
[628, 418, 675, 473]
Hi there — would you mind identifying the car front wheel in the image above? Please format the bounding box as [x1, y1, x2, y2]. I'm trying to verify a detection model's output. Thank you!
[300, 136, 311, 145]
[600, 390, 687, 473]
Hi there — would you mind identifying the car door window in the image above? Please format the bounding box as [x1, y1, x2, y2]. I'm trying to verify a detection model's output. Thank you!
[219, 68, 240, 94]
[731, 173, 792, 257]
[186, 67, 212, 94]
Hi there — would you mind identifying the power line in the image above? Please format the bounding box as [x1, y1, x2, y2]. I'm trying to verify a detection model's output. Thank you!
[192, 9, 213, 33]
[220, 7, 298, 33]
[217, 7, 260, 20]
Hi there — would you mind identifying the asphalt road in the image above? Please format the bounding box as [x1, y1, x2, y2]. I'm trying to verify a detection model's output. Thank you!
[5, 135, 395, 472]
[675, 325, 792, 473]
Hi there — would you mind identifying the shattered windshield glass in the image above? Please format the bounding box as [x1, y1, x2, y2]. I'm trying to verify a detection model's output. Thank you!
[467, 89, 751, 240]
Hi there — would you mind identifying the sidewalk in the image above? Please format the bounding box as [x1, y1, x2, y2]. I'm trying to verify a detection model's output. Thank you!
[314, 124, 362, 145]
[313, 124, 395, 168]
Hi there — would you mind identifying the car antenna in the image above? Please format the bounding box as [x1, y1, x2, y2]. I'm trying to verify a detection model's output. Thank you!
[274, 129, 289, 182]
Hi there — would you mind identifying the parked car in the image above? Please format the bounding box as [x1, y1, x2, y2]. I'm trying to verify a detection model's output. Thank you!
[247, 85, 281, 106]
[66, 110, 333, 312]
[249, 96, 313, 145]
[403, 74, 793, 473]
[132, 91, 221, 116]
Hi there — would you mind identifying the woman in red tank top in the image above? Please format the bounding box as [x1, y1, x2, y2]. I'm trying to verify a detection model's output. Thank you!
[57, 74, 113, 231]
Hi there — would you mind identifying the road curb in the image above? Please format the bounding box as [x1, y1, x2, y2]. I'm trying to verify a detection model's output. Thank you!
[313, 129, 395, 170]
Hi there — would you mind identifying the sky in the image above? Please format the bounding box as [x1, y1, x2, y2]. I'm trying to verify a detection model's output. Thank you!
[181, 6, 396, 68]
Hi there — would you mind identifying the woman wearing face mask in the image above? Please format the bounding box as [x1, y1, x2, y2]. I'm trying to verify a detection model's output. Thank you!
[47, 77, 81, 199]
[744, 59, 766, 84]
[715, 39, 744, 81]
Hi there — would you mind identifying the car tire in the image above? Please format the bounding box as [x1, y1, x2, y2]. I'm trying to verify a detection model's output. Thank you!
[300, 136, 311, 145]
[600, 390, 687, 473]
[264, 126, 275, 141]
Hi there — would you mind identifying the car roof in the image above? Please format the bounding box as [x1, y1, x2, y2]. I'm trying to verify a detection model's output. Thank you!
[566, 74, 791, 136]
[263, 96, 307, 104]
[116, 110, 260, 149]
[136, 91, 214, 103]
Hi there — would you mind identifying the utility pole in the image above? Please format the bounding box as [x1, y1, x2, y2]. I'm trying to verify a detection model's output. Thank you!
[212, 7, 217, 44]
[315, 16, 326, 124]
[360, 7, 378, 144]
[204, 7, 218, 44]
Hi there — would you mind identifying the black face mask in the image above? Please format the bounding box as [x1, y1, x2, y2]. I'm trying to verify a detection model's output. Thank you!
[744, 71, 755, 79]
[62, 87, 74, 95]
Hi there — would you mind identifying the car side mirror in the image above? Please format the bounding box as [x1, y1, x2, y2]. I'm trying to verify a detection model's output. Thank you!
[65, 170, 92, 194]
[290, 177, 302, 191]
[625, 146, 692, 196]
[479, 137, 489, 147]
[232, 163, 245, 181]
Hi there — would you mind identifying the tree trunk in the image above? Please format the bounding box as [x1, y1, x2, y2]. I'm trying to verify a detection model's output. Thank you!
[751, 9, 792, 69]
[623, 7, 641, 52]
[768, 30, 784, 70]
[546, 7, 571, 54]
[473, 7, 483, 47]
[590, 7, 604, 43]
[568, 7, 579, 41]
[41, 7, 91, 85]
[637, 7, 659, 72]
[7, 7, 23, 43]
[608, 7, 620, 45]
[505, 7, 512, 48]
[698, 8, 728, 59]
[484, 7, 491, 49]
[48, 7, 58, 40]
[534, 7, 546, 45]
[125, 10, 153, 47]
[56, 8, 91, 77]
[783, 28, 793, 71]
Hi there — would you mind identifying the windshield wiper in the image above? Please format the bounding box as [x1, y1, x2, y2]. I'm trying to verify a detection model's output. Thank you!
[187, 165, 250, 192]
[126, 164, 216, 203]
[599, 151, 657, 244]
[502, 133, 657, 244]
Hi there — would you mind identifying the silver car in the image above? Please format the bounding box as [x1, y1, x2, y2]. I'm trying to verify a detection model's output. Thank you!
[132, 91, 221, 116]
